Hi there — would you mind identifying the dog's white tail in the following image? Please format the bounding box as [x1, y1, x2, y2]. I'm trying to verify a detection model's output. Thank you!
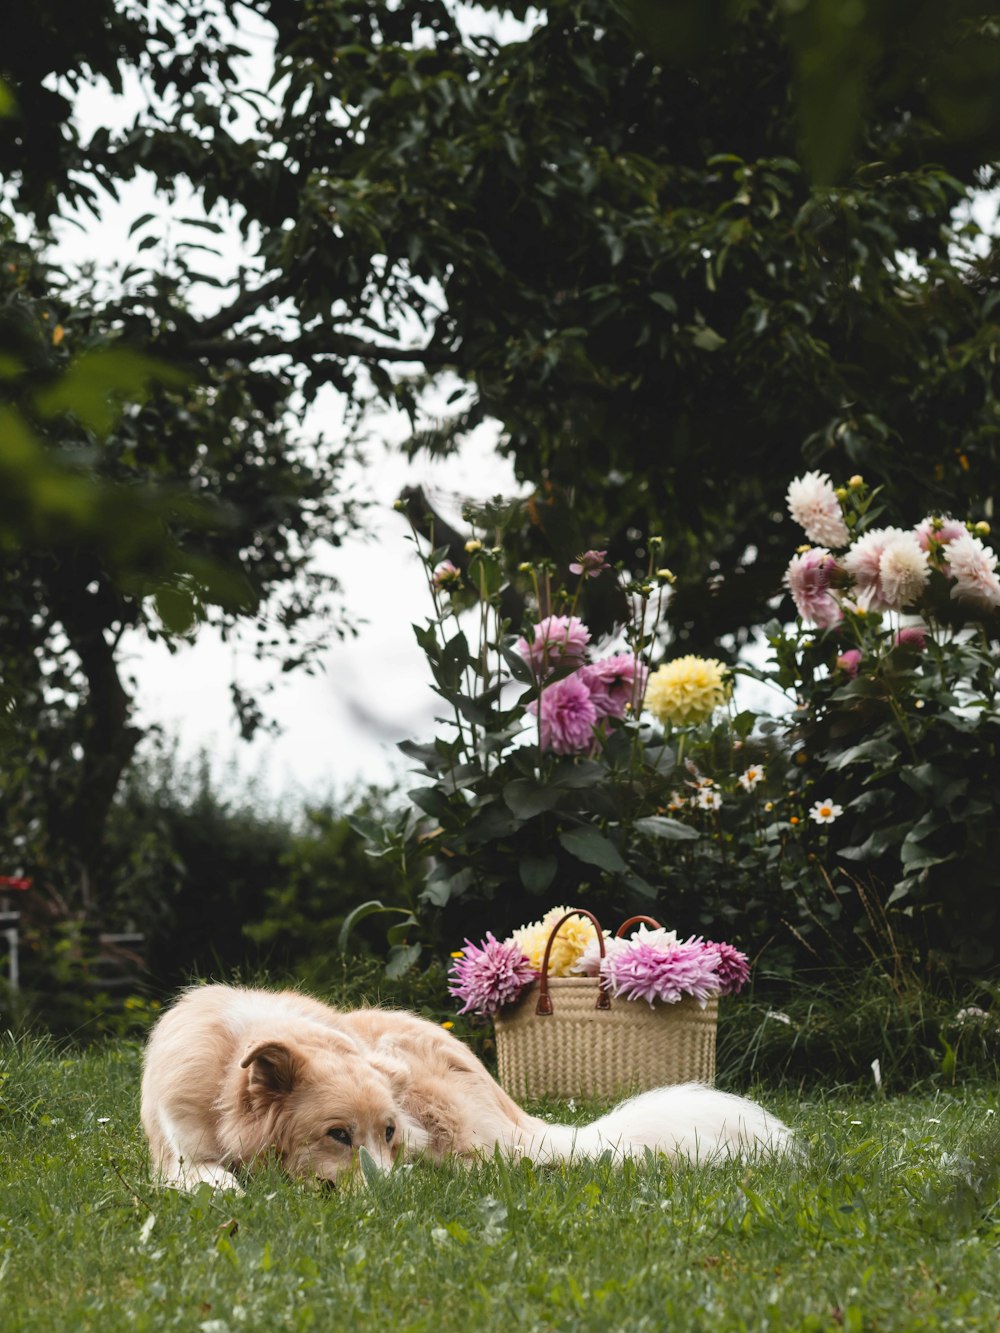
[517, 1083, 794, 1165]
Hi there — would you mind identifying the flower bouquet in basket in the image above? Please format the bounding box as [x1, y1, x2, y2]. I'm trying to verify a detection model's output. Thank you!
[449, 905, 750, 1100]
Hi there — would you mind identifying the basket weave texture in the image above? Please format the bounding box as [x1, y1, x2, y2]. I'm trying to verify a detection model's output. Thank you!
[494, 977, 718, 1101]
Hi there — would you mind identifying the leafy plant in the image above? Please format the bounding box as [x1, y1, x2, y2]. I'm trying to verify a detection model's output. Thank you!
[754, 471, 1000, 969]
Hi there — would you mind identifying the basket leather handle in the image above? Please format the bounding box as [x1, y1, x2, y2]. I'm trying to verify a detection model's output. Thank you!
[615, 915, 663, 937]
[535, 908, 609, 1015]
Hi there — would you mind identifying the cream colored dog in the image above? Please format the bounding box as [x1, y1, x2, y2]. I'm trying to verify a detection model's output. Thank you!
[140, 984, 794, 1190]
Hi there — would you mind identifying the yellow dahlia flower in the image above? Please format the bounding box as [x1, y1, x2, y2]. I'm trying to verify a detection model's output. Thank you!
[644, 655, 730, 727]
[513, 906, 600, 977]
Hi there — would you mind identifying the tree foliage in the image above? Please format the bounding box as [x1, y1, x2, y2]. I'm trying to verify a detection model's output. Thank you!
[2, 0, 999, 934]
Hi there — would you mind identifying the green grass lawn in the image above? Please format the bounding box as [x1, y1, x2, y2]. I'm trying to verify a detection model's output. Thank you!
[1, 1035, 998, 1331]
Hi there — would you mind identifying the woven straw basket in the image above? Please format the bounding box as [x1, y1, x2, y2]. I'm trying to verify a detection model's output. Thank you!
[493, 910, 718, 1100]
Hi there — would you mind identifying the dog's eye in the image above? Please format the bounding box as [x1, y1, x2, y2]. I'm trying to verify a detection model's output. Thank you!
[385, 1124, 395, 1144]
[327, 1127, 352, 1147]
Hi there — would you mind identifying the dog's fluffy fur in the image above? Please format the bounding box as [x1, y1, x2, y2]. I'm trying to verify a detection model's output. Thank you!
[141, 984, 794, 1189]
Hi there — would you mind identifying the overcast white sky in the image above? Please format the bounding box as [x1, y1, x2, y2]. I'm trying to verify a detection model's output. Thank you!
[44, 4, 536, 806]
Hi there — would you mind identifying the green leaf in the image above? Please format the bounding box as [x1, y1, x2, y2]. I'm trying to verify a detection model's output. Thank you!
[503, 779, 562, 819]
[519, 853, 558, 894]
[824, 738, 898, 771]
[337, 899, 409, 952]
[421, 866, 473, 907]
[408, 785, 453, 822]
[384, 942, 422, 980]
[634, 815, 700, 842]
[558, 826, 628, 873]
[551, 760, 606, 789]
[357, 1145, 385, 1187]
[33, 348, 186, 437]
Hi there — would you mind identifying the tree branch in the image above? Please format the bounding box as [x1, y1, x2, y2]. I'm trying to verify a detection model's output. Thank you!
[187, 330, 454, 368]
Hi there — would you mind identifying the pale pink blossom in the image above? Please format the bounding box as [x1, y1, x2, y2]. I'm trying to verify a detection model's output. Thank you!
[784, 548, 842, 627]
[877, 530, 930, 610]
[914, 516, 966, 552]
[944, 531, 1000, 611]
[432, 559, 461, 591]
[573, 923, 679, 978]
[843, 527, 923, 612]
[786, 471, 850, 548]
[569, 549, 610, 577]
[601, 938, 722, 1008]
[528, 672, 598, 754]
[515, 615, 591, 676]
[578, 654, 648, 719]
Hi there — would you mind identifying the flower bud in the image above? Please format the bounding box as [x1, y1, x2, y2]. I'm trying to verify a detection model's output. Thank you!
[974, 520, 991, 537]
[835, 487, 848, 501]
[656, 568, 676, 584]
[848, 475, 864, 489]
[464, 538, 483, 553]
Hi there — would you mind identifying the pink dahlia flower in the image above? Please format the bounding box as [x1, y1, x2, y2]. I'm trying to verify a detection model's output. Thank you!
[569, 549, 610, 578]
[894, 626, 927, 650]
[528, 672, 599, 754]
[515, 614, 591, 676]
[836, 648, 863, 677]
[786, 472, 850, 548]
[448, 934, 537, 1016]
[578, 654, 649, 719]
[601, 938, 722, 1008]
[432, 559, 461, 591]
[944, 532, 1000, 611]
[704, 942, 750, 996]
[784, 548, 842, 628]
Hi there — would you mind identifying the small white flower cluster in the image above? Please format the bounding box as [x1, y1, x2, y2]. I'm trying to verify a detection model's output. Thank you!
[667, 767, 767, 813]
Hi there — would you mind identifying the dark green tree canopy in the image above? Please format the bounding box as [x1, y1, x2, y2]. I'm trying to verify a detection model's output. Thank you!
[2, 0, 999, 911]
[11, 0, 990, 645]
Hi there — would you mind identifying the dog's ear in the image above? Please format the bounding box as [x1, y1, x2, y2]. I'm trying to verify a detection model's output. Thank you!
[240, 1041, 302, 1095]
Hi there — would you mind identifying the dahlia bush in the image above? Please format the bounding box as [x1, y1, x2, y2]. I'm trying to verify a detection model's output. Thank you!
[354, 495, 751, 970]
[759, 471, 1000, 967]
[354, 472, 999, 981]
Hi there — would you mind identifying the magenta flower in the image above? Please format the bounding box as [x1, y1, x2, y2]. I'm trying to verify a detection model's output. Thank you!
[601, 938, 722, 1008]
[894, 626, 927, 650]
[578, 654, 649, 719]
[569, 549, 610, 578]
[704, 942, 750, 996]
[515, 615, 592, 677]
[836, 648, 862, 677]
[528, 672, 599, 754]
[448, 934, 537, 1016]
[784, 548, 842, 628]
